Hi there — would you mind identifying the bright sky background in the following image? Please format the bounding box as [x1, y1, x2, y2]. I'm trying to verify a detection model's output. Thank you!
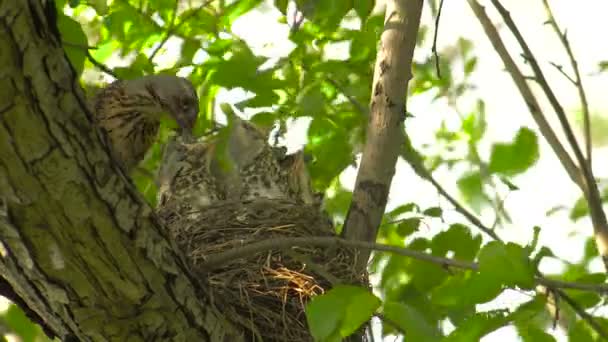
[72, 0, 608, 341]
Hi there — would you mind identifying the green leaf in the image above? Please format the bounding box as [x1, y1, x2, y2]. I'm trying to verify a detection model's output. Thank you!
[306, 285, 380, 341]
[518, 325, 556, 342]
[57, 14, 88, 76]
[221, 0, 264, 28]
[386, 203, 419, 218]
[569, 196, 588, 221]
[91, 0, 108, 15]
[461, 101, 486, 142]
[464, 57, 478, 75]
[531, 246, 554, 268]
[397, 218, 420, 236]
[478, 241, 535, 289]
[431, 271, 502, 308]
[444, 310, 511, 342]
[383, 302, 442, 341]
[457, 171, 484, 210]
[297, 83, 326, 116]
[488, 127, 539, 176]
[275, 0, 289, 14]
[423, 206, 442, 217]
[3, 304, 39, 342]
[568, 320, 595, 342]
[510, 295, 547, 325]
[353, 0, 374, 21]
[303, 0, 352, 32]
[432, 224, 482, 261]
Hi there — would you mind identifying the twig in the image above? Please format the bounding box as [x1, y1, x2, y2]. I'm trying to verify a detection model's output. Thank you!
[202, 236, 476, 271]
[431, 0, 445, 78]
[554, 288, 608, 339]
[429, 173, 500, 239]
[199, 236, 608, 295]
[341, 0, 424, 274]
[325, 77, 369, 116]
[542, 0, 592, 168]
[149, 1, 214, 62]
[490, 0, 608, 273]
[466, 0, 583, 189]
[549, 62, 576, 85]
[86, 51, 119, 79]
[148, 0, 180, 61]
[469, 0, 608, 336]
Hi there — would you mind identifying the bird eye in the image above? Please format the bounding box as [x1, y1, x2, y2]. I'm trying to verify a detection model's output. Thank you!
[181, 98, 192, 110]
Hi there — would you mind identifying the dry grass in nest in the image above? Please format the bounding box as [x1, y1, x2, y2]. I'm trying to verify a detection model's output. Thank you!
[158, 199, 368, 341]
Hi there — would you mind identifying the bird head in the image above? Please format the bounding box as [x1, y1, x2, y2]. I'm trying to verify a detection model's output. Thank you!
[123, 74, 199, 136]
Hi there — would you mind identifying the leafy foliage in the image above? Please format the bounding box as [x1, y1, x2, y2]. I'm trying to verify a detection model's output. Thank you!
[3, 0, 603, 341]
[306, 286, 380, 341]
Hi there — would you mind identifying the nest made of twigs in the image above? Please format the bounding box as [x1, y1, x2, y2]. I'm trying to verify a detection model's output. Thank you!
[158, 199, 367, 341]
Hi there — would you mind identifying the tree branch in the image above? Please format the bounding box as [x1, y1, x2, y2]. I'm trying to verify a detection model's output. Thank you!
[542, 0, 592, 168]
[342, 0, 424, 273]
[148, 0, 214, 62]
[466, 0, 583, 189]
[200, 236, 608, 294]
[489, 0, 608, 273]
[468, 0, 608, 336]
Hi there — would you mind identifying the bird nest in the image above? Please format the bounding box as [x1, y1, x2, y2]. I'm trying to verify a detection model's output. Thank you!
[158, 199, 368, 341]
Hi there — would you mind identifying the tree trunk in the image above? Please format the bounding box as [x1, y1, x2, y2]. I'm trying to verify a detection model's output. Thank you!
[0, 1, 243, 340]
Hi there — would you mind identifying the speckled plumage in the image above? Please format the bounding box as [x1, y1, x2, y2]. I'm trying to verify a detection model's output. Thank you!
[94, 75, 198, 173]
[156, 116, 318, 216]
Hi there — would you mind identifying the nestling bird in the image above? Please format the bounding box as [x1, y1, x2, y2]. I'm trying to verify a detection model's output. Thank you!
[94, 74, 199, 172]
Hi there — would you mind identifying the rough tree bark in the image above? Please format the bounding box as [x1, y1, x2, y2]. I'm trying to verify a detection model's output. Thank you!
[0, 1, 244, 340]
[342, 0, 423, 272]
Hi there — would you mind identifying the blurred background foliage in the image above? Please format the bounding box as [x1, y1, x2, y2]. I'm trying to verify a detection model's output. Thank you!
[4, 0, 608, 341]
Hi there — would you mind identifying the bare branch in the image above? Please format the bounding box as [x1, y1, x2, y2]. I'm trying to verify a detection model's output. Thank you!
[342, 0, 424, 273]
[86, 50, 119, 79]
[149, 0, 214, 62]
[467, 0, 583, 189]
[200, 236, 608, 295]
[542, 0, 592, 168]
[432, 0, 445, 78]
[325, 77, 369, 117]
[468, 0, 608, 335]
[490, 0, 608, 273]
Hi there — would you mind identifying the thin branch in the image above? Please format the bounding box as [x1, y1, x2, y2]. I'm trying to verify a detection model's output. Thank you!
[431, 0, 445, 78]
[86, 51, 119, 79]
[542, 0, 592, 168]
[549, 62, 577, 86]
[325, 77, 368, 116]
[149, 0, 180, 61]
[466, 0, 583, 189]
[490, 0, 608, 273]
[149, 0, 214, 62]
[199, 236, 608, 295]
[429, 173, 500, 239]
[202, 236, 476, 271]
[469, 0, 608, 336]
[401, 143, 501, 240]
[554, 288, 608, 339]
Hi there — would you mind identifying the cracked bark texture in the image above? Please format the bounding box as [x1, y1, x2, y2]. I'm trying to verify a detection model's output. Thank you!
[0, 1, 243, 340]
[342, 0, 423, 272]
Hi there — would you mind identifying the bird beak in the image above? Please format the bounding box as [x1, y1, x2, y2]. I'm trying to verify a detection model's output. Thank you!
[174, 108, 198, 139]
